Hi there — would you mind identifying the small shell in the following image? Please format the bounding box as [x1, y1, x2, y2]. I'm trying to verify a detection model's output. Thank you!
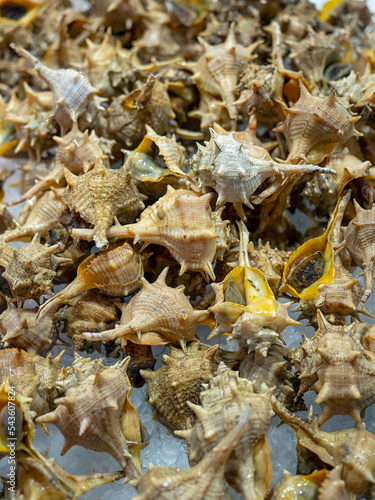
[267, 469, 328, 500]
[64, 157, 145, 249]
[190, 24, 258, 120]
[0, 234, 70, 303]
[11, 44, 100, 132]
[344, 200, 375, 310]
[64, 290, 120, 351]
[123, 342, 156, 388]
[177, 363, 274, 500]
[239, 343, 306, 411]
[130, 405, 251, 500]
[37, 359, 143, 480]
[2, 189, 65, 242]
[82, 267, 207, 350]
[0, 305, 58, 354]
[0, 348, 63, 418]
[141, 342, 218, 434]
[209, 265, 297, 355]
[274, 80, 361, 164]
[37, 242, 143, 320]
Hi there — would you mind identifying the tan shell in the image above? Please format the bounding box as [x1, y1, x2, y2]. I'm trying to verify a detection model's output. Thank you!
[190, 24, 258, 120]
[239, 343, 306, 412]
[131, 405, 252, 500]
[37, 242, 143, 320]
[0, 348, 63, 418]
[64, 157, 145, 249]
[80, 75, 175, 149]
[0, 234, 69, 303]
[72, 186, 231, 280]
[140, 342, 218, 434]
[63, 290, 120, 351]
[2, 189, 65, 242]
[343, 200, 375, 310]
[272, 396, 375, 498]
[267, 469, 328, 500]
[37, 359, 143, 480]
[235, 63, 286, 126]
[293, 310, 375, 425]
[82, 267, 207, 349]
[190, 128, 335, 219]
[287, 26, 338, 85]
[16, 453, 125, 500]
[0, 305, 58, 355]
[11, 44, 100, 132]
[274, 80, 361, 164]
[177, 363, 273, 500]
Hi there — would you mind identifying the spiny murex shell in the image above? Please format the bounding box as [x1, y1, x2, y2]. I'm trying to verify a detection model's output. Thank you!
[82, 267, 208, 350]
[140, 342, 219, 434]
[71, 186, 231, 280]
[189, 128, 336, 218]
[177, 363, 274, 500]
[36, 358, 144, 480]
[272, 396, 375, 498]
[130, 405, 252, 500]
[293, 310, 375, 425]
[37, 242, 143, 320]
[64, 156, 145, 249]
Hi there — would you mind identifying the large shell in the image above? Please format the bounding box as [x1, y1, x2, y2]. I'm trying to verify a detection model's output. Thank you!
[293, 310, 375, 424]
[82, 267, 207, 349]
[64, 157, 145, 249]
[37, 359, 143, 480]
[272, 396, 375, 498]
[177, 363, 274, 500]
[131, 405, 252, 500]
[37, 242, 143, 320]
[190, 128, 336, 219]
[72, 186, 231, 280]
[274, 80, 361, 164]
[140, 342, 218, 434]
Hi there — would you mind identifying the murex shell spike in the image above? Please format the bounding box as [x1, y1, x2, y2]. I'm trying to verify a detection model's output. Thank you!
[11, 44, 100, 133]
[189, 128, 336, 219]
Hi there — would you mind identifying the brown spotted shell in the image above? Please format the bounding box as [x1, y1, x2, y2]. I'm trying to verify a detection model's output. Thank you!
[141, 342, 218, 434]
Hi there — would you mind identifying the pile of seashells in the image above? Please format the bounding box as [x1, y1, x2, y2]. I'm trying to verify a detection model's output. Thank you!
[2, 0, 375, 497]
